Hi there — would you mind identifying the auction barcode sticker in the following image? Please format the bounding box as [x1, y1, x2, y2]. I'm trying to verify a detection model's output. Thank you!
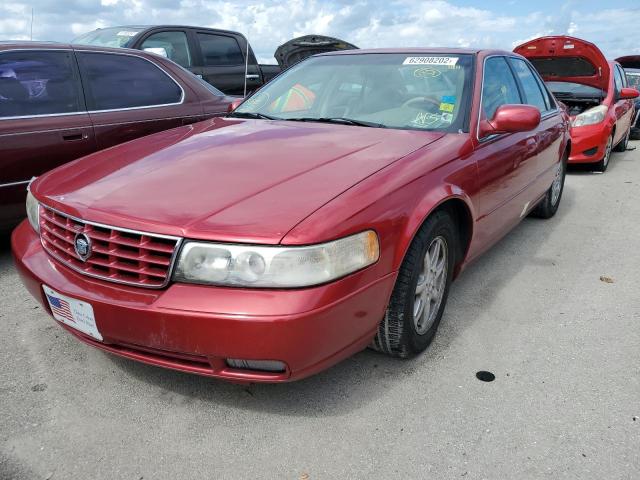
[403, 56, 459, 66]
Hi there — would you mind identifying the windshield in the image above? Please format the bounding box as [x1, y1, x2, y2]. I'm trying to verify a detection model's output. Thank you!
[72, 27, 145, 48]
[233, 53, 474, 132]
[623, 69, 640, 90]
[546, 81, 604, 97]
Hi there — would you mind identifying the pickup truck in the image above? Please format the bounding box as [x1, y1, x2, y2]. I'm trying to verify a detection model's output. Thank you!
[73, 26, 357, 96]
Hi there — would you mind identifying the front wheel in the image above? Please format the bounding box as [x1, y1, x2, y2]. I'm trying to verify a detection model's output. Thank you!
[372, 210, 457, 358]
[530, 155, 566, 219]
[594, 134, 613, 172]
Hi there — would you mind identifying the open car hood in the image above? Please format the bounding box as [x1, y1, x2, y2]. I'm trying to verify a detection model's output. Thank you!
[615, 55, 640, 70]
[514, 36, 609, 92]
[274, 35, 358, 69]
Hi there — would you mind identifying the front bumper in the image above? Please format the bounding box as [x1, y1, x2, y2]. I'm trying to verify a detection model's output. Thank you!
[12, 221, 396, 382]
[568, 123, 611, 164]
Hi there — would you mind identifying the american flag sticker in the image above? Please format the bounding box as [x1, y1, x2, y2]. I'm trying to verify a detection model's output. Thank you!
[42, 285, 102, 341]
[46, 294, 75, 323]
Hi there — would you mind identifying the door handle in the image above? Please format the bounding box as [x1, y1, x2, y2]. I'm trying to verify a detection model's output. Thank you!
[245, 74, 260, 80]
[62, 132, 87, 142]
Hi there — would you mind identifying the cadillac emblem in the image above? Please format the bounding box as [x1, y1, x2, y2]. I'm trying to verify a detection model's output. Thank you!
[74, 232, 92, 262]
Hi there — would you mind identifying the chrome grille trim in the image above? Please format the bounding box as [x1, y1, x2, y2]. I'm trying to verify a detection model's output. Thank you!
[39, 204, 182, 289]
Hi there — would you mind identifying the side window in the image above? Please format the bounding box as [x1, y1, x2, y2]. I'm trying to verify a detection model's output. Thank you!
[617, 66, 628, 88]
[77, 52, 182, 110]
[140, 31, 192, 68]
[614, 66, 623, 94]
[510, 58, 548, 112]
[481, 56, 522, 120]
[197, 34, 244, 66]
[532, 69, 556, 110]
[0, 50, 82, 118]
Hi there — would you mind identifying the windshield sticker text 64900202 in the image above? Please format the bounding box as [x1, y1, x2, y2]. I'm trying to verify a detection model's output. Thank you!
[403, 57, 459, 66]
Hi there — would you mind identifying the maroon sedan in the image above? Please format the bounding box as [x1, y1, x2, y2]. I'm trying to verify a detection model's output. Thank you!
[13, 48, 570, 383]
[0, 42, 234, 231]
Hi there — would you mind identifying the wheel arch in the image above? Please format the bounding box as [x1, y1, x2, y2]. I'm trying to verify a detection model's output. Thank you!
[395, 185, 475, 279]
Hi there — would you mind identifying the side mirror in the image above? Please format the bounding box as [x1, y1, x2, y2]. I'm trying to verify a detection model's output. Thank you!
[479, 104, 541, 138]
[143, 47, 168, 58]
[619, 87, 639, 100]
[227, 98, 244, 113]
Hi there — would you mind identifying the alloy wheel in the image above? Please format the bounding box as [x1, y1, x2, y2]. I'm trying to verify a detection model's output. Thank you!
[550, 161, 564, 206]
[413, 236, 448, 335]
[603, 135, 613, 167]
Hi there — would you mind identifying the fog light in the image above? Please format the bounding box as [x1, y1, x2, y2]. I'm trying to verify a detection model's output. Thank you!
[226, 359, 286, 373]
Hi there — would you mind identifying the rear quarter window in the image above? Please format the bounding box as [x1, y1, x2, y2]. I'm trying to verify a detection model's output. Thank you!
[77, 52, 182, 110]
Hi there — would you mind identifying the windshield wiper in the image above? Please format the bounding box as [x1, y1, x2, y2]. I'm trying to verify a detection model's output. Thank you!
[287, 117, 387, 128]
[228, 111, 281, 120]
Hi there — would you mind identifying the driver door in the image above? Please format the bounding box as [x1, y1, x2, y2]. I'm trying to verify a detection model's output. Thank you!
[472, 56, 539, 250]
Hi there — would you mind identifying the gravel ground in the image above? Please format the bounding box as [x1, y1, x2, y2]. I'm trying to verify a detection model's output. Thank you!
[1, 142, 639, 480]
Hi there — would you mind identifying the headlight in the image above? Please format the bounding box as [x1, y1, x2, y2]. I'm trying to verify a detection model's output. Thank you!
[26, 190, 40, 233]
[173, 230, 380, 288]
[571, 105, 607, 127]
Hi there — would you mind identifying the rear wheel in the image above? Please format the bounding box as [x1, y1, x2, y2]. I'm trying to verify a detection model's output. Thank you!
[530, 154, 566, 219]
[614, 127, 630, 152]
[594, 134, 613, 172]
[372, 210, 457, 358]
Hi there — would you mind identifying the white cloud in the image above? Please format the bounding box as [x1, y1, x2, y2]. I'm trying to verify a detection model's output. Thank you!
[0, 0, 637, 62]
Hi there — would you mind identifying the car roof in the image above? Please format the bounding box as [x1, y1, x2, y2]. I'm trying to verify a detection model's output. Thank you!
[0, 41, 71, 49]
[81, 25, 245, 37]
[317, 47, 509, 57]
[0, 41, 164, 57]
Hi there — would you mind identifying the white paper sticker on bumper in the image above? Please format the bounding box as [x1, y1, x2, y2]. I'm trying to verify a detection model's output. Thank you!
[42, 285, 102, 341]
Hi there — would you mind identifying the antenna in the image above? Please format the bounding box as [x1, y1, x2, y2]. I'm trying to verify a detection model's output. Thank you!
[30, 8, 34, 40]
[243, 33, 250, 97]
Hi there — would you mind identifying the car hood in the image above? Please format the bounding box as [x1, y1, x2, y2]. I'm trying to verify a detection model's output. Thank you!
[33, 118, 444, 244]
[514, 36, 610, 92]
[274, 35, 358, 69]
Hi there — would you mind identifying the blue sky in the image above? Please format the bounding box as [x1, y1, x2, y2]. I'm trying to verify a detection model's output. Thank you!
[0, 0, 638, 63]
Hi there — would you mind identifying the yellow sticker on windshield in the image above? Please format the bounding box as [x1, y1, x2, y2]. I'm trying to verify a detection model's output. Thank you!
[439, 103, 455, 113]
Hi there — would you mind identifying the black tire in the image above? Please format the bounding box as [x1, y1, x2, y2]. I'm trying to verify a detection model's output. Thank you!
[594, 134, 614, 172]
[614, 127, 630, 152]
[530, 154, 567, 219]
[630, 127, 640, 141]
[372, 210, 457, 358]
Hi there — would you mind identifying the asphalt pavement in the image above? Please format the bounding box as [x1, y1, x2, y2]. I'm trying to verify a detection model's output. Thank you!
[1, 142, 639, 480]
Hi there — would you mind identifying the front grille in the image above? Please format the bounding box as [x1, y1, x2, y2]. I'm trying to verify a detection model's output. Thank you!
[39, 206, 181, 288]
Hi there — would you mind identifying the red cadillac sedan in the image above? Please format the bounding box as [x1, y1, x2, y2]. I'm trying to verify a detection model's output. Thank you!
[515, 36, 638, 172]
[13, 48, 570, 382]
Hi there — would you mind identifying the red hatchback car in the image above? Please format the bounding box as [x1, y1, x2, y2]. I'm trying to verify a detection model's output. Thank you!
[515, 36, 638, 172]
[0, 42, 234, 231]
[13, 48, 570, 382]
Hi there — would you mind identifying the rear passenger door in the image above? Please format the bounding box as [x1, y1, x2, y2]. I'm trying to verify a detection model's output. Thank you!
[509, 56, 565, 191]
[0, 49, 95, 228]
[192, 32, 261, 95]
[75, 50, 202, 150]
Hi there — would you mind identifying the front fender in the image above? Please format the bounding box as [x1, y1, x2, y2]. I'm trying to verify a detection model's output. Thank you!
[393, 184, 476, 270]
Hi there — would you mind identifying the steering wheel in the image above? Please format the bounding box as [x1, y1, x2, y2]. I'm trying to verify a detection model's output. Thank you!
[401, 96, 441, 110]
